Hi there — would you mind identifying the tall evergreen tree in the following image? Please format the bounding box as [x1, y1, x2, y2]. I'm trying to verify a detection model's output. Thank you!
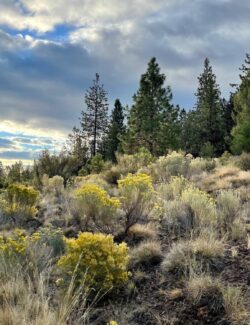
[81, 73, 109, 157]
[221, 94, 235, 151]
[182, 109, 201, 156]
[192, 58, 224, 156]
[104, 99, 125, 162]
[124, 57, 178, 155]
[231, 54, 250, 153]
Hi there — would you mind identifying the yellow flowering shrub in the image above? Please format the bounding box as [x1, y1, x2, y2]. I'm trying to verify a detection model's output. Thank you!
[57, 232, 129, 291]
[2, 184, 39, 223]
[107, 321, 119, 325]
[0, 229, 27, 260]
[118, 173, 153, 203]
[181, 187, 217, 226]
[118, 173, 154, 232]
[75, 184, 120, 231]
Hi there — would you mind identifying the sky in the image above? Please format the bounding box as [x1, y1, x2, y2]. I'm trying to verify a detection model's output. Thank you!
[0, 0, 250, 165]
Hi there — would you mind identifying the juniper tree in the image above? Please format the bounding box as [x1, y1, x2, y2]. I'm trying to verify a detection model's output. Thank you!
[81, 73, 109, 157]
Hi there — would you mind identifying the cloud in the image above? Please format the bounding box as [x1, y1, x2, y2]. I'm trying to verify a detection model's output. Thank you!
[0, 0, 250, 163]
[0, 138, 16, 149]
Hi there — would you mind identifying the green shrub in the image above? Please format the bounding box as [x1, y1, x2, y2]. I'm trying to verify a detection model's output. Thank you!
[199, 142, 215, 158]
[30, 227, 65, 257]
[156, 176, 189, 201]
[236, 152, 250, 171]
[216, 190, 241, 230]
[90, 153, 105, 174]
[189, 157, 216, 175]
[118, 173, 154, 232]
[57, 232, 129, 291]
[48, 175, 64, 196]
[219, 151, 232, 166]
[117, 148, 153, 173]
[181, 186, 217, 227]
[103, 165, 122, 184]
[147, 151, 190, 182]
[153, 199, 193, 235]
[78, 166, 89, 176]
[103, 149, 154, 185]
[75, 184, 120, 231]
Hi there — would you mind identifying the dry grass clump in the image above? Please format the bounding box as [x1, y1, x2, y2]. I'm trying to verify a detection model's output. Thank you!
[161, 232, 224, 275]
[222, 286, 248, 324]
[127, 223, 157, 242]
[129, 241, 163, 268]
[186, 273, 222, 304]
[186, 274, 249, 324]
[191, 233, 225, 258]
[0, 272, 94, 325]
[229, 221, 246, 241]
[0, 275, 57, 325]
[161, 241, 194, 275]
[202, 166, 250, 192]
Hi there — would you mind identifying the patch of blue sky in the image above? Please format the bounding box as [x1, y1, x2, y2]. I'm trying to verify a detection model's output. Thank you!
[0, 150, 37, 160]
[0, 23, 76, 43]
[21, 143, 53, 150]
[42, 24, 77, 42]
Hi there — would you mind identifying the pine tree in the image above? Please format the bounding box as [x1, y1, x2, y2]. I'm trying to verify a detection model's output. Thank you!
[221, 94, 235, 151]
[81, 73, 109, 157]
[104, 99, 125, 162]
[193, 58, 224, 156]
[231, 53, 250, 153]
[124, 57, 177, 155]
[182, 110, 201, 156]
